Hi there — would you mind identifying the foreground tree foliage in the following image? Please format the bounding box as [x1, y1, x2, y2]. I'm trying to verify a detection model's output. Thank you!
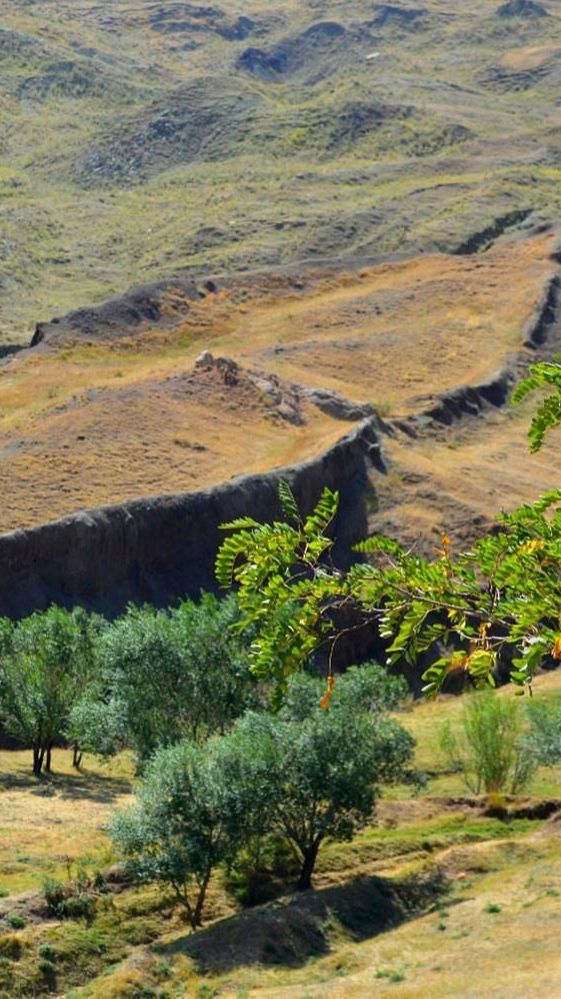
[111, 665, 415, 919]
[216, 361, 561, 700]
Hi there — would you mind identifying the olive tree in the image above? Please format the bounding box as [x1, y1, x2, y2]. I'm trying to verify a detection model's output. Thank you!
[236, 667, 416, 890]
[111, 663, 414, 917]
[110, 729, 274, 928]
[0, 607, 103, 774]
[89, 595, 256, 765]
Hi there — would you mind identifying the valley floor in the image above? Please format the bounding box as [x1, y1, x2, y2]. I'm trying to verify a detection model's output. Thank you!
[2, 671, 561, 998]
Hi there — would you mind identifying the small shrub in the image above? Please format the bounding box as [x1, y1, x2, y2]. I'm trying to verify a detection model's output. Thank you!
[42, 879, 65, 914]
[38, 944, 58, 962]
[58, 894, 96, 923]
[7, 915, 25, 930]
[0, 935, 22, 960]
[439, 692, 535, 795]
[375, 969, 405, 983]
[485, 902, 502, 914]
[153, 959, 171, 980]
[38, 957, 57, 980]
[42, 875, 96, 923]
[0, 890, 9, 899]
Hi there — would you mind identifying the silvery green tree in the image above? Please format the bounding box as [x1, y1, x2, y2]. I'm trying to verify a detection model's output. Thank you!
[110, 728, 274, 928]
[235, 666, 415, 890]
[74, 594, 257, 766]
[0, 607, 103, 774]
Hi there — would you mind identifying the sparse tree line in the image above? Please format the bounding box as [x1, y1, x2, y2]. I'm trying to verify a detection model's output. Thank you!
[0, 594, 253, 775]
[0, 596, 422, 926]
[1, 592, 560, 929]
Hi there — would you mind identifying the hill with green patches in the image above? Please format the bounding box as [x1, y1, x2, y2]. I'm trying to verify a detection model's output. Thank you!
[2, 0, 561, 342]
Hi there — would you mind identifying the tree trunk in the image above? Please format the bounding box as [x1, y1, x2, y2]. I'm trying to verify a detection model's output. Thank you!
[45, 745, 52, 773]
[297, 840, 321, 891]
[192, 871, 211, 928]
[33, 746, 45, 776]
[72, 745, 83, 769]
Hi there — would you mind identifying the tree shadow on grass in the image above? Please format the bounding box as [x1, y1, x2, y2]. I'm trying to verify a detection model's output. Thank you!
[156, 868, 448, 974]
[0, 768, 132, 803]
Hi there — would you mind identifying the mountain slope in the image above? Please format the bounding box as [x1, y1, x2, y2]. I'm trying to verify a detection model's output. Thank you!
[2, 0, 561, 342]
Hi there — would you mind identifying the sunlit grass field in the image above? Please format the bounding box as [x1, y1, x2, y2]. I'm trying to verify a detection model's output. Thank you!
[0, 669, 560, 996]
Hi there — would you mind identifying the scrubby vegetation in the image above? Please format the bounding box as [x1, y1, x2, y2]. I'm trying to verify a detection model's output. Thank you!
[438, 692, 536, 795]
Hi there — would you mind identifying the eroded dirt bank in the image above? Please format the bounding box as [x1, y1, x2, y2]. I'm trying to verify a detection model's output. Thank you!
[1, 228, 560, 618]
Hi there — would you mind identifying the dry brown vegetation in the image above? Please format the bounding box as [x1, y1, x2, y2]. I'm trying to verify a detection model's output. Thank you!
[0, 230, 556, 535]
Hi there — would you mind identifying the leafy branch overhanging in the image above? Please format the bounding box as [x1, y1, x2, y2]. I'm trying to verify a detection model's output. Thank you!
[216, 360, 561, 700]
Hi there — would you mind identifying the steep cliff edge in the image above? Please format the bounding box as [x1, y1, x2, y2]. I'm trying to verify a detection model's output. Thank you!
[0, 418, 382, 619]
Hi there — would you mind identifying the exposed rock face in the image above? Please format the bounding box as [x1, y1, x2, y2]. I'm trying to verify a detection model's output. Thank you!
[0, 419, 382, 620]
[194, 352, 306, 424]
[297, 387, 376, 424]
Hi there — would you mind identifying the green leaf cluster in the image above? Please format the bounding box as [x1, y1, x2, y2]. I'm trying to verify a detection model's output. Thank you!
[214, 396, 561, 695]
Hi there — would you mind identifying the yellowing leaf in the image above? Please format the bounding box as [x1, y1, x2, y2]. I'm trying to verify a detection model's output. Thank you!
[320, 675, 335, 711]
[551, 637, 561, 660]
[521, 540, 545, 554]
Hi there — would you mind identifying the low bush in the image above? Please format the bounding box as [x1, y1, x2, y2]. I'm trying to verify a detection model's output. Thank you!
[0, 934, 22, 960]
[439, 691, 535, 795]
[42, 869, 101, 924]
[6, 914, 25, 930]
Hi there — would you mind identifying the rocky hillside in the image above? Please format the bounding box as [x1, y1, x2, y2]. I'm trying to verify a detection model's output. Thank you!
[2, 0, 561, 341]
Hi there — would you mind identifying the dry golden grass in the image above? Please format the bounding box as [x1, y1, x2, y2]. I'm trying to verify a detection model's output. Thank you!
[372, 392, 561, 551]
[245, 836, 561, 998]
[216, 234, 556, 411]
[500, 45, 561, 71]
[0, 231, 555, 533]
[0, 751, 133, 894]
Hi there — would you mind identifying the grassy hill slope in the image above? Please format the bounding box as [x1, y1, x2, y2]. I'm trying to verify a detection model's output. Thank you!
[0, 229, 556, 534]
[3, 0, 561, 341]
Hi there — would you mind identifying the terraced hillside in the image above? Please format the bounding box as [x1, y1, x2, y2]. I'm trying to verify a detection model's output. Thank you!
[3, 0, 561, 342]
[0, 227, 558, 538]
